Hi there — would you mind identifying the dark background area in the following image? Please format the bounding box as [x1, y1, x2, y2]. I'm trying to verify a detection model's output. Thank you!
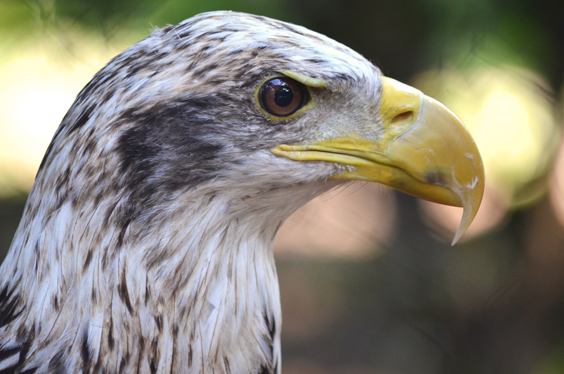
[1, 1, 564, 373]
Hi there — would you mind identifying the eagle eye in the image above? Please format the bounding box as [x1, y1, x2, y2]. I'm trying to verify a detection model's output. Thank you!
[259, 77, 309, 117]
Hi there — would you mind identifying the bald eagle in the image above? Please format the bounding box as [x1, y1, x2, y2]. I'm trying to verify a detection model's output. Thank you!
[0, 11, 484, 374]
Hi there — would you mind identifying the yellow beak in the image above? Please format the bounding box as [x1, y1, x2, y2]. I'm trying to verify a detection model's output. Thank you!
[271, 77, 485, 244]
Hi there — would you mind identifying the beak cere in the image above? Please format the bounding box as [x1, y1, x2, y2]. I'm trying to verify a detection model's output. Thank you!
[271, 77, 485, 244]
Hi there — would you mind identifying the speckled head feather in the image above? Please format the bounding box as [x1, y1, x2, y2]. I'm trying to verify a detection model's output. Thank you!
[0, 11, 384, 374]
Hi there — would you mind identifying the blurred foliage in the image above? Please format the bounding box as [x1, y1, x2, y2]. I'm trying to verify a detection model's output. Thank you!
[0, 0, 300, 50]
[2, 0, 562, 83]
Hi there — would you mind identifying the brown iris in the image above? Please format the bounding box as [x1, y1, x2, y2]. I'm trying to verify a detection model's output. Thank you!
[259, 77, 309, 117]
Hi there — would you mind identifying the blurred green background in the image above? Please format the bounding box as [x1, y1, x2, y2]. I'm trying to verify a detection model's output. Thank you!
[1, 0, 564, 373]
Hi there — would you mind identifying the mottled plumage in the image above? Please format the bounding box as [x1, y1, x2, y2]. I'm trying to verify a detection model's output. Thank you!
[0, 10, 485, 374]
[0, 11, 378, 374]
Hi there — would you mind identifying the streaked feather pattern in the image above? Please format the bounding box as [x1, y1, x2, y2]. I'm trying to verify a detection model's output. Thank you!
[0, 11, 381, 374]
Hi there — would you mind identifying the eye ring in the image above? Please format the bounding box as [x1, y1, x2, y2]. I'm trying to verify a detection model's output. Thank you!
[258, 77, 310, 118]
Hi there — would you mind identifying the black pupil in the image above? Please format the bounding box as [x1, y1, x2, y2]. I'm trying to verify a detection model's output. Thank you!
[274, 85, 293, 107]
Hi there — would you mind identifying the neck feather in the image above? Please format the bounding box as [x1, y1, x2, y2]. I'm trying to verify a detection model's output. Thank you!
[0, 181, 337, 373]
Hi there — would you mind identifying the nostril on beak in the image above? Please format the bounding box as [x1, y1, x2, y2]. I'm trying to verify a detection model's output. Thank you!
[391, 111, 414, 125]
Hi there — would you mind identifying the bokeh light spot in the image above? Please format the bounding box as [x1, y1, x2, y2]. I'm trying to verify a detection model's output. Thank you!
[414, 66, 560, 241]
[0, 40, 121, 196]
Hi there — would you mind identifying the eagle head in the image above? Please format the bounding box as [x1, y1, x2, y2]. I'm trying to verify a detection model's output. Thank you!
[0, 11, 484, 374]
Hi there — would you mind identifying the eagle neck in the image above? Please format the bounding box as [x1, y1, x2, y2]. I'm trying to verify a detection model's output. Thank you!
[121, 191, 284, 373]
